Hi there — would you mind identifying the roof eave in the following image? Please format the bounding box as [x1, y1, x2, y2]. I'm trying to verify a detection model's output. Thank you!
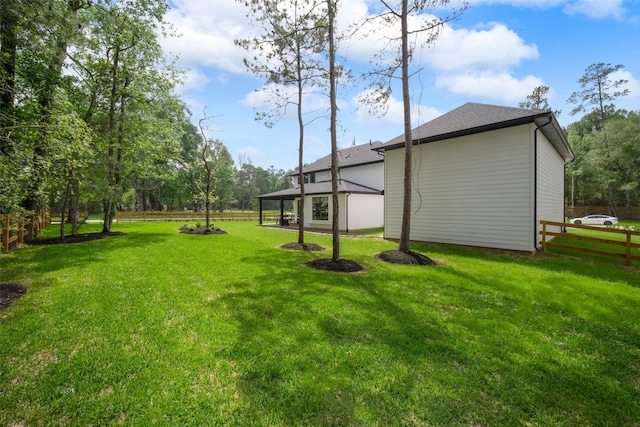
[379, 114, 551, 152]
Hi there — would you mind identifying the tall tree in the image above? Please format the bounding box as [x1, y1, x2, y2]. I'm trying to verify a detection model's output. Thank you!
[567, 62, 630, 157]
[360, 0, 466, 254]
[74, 0, 182, 232]
[236, 0, 328, 245]
[22, 0, 91, 213]
[519, 85, 561, 116]
[198, 112, 219, 229]
[327, 0, 340, 261]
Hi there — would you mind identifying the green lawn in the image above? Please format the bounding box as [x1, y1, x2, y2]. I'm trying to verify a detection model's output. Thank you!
[1, 222, 639, 426]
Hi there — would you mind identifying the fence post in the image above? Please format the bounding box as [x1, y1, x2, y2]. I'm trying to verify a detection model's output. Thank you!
[2, 215, 9, 252]
[541, 221, 547, 251]
[30, 213, 37, 239]
[18, 216, 25, 245]
[626, 233, 632, 267]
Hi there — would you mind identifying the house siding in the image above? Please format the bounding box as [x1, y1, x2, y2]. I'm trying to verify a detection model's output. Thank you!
[344, 193, 384, 231]
[385, 126, 535, 251]
[299, 192, 383, 231]
[339, 162, 384, 190]
[536, 128, 566, 244]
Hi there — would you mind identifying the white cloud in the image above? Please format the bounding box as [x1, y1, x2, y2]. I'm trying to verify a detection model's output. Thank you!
[609, 69, 640, 110]
[424, 23, 539, 71]
[353, 90, 442, 126]
[436, 71, 545, 103]
[237, 145, 266, 162]
[563, 0, 628, 21]
[240, 83, 330, 119]
[177, 68, 209, 93]
[161, 0, 253, 74]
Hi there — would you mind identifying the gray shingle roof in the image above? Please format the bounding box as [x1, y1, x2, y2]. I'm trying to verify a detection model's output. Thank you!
[257, 179, 382, 200]
[294, 140, 385, 175]
[380, 102, 574, 161]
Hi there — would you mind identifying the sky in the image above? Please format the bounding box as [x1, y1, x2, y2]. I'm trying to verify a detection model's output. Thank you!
[160, 0, 640, 171]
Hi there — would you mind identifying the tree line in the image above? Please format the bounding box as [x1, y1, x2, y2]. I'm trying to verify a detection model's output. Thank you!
[0, 0, 293, 237]
[519, 62, 638, 218]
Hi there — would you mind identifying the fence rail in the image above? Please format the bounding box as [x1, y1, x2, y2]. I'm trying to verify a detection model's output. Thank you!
[111, 210, 283, 223]
[540, 220, 640, 266]
[1, 210, 50, 253]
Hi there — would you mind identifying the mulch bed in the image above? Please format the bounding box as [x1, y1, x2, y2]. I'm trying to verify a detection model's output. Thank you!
[29, 232, 126, 245]
[179, 225, 227, 235]
[0, 284, 27, 310]
[376, 249, 437, 266]
[280, 242, 325, 251]
[306, 258, 364, 273]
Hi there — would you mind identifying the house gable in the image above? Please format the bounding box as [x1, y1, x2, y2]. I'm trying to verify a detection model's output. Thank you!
[380, 102, 573, 162]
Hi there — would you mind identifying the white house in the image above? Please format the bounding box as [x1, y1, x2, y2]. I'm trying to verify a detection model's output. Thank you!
[257, 141, 385, 231]
[377, 102, 574, 252]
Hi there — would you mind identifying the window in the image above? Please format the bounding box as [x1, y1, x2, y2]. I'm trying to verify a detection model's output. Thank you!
[304, 172, 316, 184]
[312, 196, 329, 221]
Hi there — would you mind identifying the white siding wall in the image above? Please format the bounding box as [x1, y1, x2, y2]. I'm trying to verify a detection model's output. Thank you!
[385, 126, 536, 251]
[300, 192, 383, 231]
[536, 131, 566, 244]
[315, 170, 331, 182]
[344, 194, 384, 230]
[339, 162, 384, 189]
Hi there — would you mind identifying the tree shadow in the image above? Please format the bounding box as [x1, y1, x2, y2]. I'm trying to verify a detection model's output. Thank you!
[212, 244, 640, 424]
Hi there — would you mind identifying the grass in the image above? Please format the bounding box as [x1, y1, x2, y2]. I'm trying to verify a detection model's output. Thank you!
[1, 221, 639, 426]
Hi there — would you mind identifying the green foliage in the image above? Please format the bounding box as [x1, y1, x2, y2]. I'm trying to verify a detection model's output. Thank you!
[567, 62, 630, 119]
[567, 109, 640, 212]
[0, 222, 638, 425]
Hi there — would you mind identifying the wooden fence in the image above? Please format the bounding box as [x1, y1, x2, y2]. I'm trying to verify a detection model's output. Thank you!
[1, 210, 50, 252]
[540, 220, 640, 266]
[112, 210, 284, 223]
[49, 211, 87, 223]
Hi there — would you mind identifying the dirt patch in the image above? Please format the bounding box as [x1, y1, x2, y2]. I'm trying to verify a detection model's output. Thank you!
[179, 225, 227, 235]
[376, 249, 437, 266]
[306, 258, 364, 273]
[280, 242, 325, 251]
[29, 232, 126, 245]
[0, 284, 27, 310]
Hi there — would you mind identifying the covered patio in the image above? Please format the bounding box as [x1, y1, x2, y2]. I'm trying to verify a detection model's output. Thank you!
[256, 188, 299, 226]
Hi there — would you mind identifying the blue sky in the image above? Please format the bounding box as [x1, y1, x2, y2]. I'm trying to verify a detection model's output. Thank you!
[161, 0, 640, 171]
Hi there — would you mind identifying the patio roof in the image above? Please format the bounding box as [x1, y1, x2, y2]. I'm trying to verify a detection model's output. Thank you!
[257, 179, 383, 200]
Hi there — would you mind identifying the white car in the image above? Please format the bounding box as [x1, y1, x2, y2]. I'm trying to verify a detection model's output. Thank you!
[570, 215, 618, 226]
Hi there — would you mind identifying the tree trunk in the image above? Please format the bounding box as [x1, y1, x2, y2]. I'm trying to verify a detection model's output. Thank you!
[398, 0, 413, 254]
[70, 175, 80, 236]
[297, 47, 305, 244]
[60, 177, 71, 241]
[102, 46, 121, 233]
[328, 0, 339, 262]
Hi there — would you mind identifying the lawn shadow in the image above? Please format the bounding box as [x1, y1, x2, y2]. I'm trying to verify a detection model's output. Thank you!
[214, 249, 477, 424]
[216, 243, 640, 425]
[1, 231, 169, 283]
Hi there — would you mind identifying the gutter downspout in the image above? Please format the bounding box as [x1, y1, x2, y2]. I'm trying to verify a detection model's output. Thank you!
[534, 114, 553, 251]
[563, 157, 575, 234]
[345, 193, 350, 232]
